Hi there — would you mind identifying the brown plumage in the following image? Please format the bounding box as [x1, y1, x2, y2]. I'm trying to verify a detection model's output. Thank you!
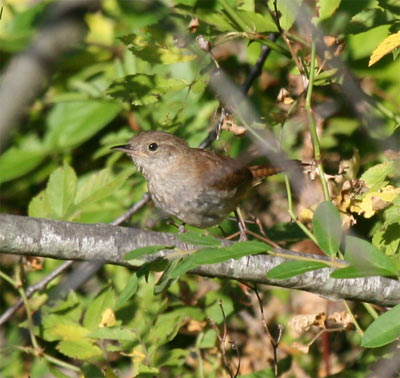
[113, 131, 290, 228]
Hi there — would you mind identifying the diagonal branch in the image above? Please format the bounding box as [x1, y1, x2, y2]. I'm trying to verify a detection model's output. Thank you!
[1, 214, 399, 307]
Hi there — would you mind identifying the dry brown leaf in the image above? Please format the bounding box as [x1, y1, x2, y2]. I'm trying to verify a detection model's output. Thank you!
[291, 341, 310, 354]
[188, 17, 200, 33]
[289, 313, 326, 336]
[326, 311, 354, 330]
[186, 319, 207, 333]
[221, 116, 247, 137]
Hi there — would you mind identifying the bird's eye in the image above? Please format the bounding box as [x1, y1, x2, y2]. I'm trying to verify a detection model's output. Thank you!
[148, 143, 158, 151]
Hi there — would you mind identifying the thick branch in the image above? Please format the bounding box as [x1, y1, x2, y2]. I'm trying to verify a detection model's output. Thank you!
[0, 214, 399, 306]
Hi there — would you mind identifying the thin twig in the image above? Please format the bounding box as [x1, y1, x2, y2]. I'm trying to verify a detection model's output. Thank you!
[199, 33, 277, 148]
[252, 284, 282, 377]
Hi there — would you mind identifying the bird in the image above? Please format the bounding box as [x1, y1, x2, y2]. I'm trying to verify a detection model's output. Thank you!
[113, 130, 290, 229]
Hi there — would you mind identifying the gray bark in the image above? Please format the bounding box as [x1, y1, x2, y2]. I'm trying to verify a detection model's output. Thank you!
[1, 214, 399, 306]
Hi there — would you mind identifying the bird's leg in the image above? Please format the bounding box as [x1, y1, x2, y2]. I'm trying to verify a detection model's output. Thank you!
[234, 207, 248, 241]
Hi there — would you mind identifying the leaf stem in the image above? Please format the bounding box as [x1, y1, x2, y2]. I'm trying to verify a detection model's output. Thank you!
[305, 40, 330, 201]
[285, 175, 318, 244]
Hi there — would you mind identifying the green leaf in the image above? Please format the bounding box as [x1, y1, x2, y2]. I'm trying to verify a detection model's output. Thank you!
[193, 241, 270, 264]
[45, 100, 121, 150]
[75, 168, 134, 205]
[125, 245, 174, 260]
[115, 273, 138, 308]
[178, 231, 222, 247]
[107, 74, 186, 106]
[46, 163, 77, 219]
[276, 0, 303, 30]
[89, 327, 138, 342]
[0, 135, 46, 183]
[154, 258, 183, 294]
[28, 190, 52, 218]
[317, 0, 341, 20]
[120, 33, 196, 64]
[360, 161, 395, 190]
[383, 195, 400, 226]
[266, 260, 329, 279]
[81, 364, 105, 378]
[147, 312, 186, 347]
[331, 236, 398, 278]
[56, 339, 102, 360]
[361, 304, 400, 348]
[169, 241, 270, 278]
[233, 10, 278, 33]
[155, 348, 188, 367]
[83, 286, 115, 330]
[313, 201, 342, 256]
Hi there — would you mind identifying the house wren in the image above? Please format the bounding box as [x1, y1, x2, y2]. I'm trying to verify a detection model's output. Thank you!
[113, 131, 285, 228]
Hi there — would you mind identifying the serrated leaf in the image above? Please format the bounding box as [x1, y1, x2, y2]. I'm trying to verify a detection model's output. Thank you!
[83, 286, 115, 330]
[369, 31, 400, 66]
[361, 304, 400, 347]
[89, 327, 139, 341]
[120, 33, 196, 64]
[107, 74, 186, 106]
[57, 339, 102, 360]
[313, 201, 342, 256]
[339, 235, 397, 277]
[384, 195, 400, 225]
[360, 161, 395, 190]
[178, 231, 222, 247]
[75, 168, 134, 205]
[115, 273, 138, 308]
[42, 315, 87, 342]
[28, 190, 52, 218]
[46, 163, 77, 219]
[45, 100, 121, 150]
[147, 312, 186, 347]
[125, 245, 174, 260]
[266, 260, 329, 280]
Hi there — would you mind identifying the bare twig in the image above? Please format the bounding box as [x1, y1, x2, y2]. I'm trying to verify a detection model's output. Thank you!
[199, 33, 278, 148]
[207, 300, 240, 378]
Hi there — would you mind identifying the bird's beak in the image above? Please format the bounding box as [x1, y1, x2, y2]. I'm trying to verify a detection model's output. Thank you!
[112, 144, 134, 152]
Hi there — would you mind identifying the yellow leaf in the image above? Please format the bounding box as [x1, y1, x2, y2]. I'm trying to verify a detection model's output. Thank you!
[349, 186, 400, 218]
[86, 12, 114, 45]
[52, 323, 89, 341]
[369, 31, 400, 67]
[99, 308, 116, 328]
